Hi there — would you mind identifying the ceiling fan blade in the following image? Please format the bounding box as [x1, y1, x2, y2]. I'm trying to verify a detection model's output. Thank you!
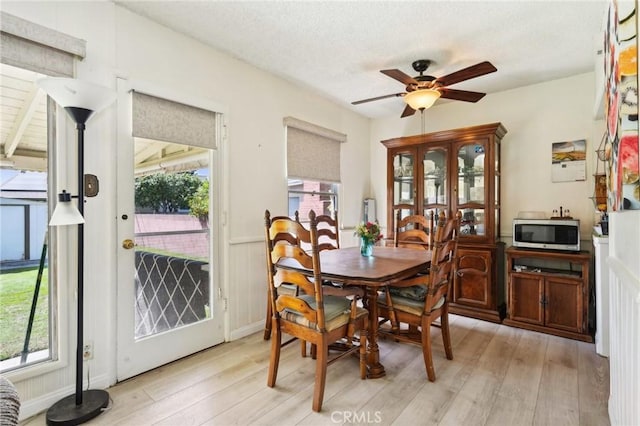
[435, 61, 497, 87]
[352, 92, 405, 105]
[439, 88, 486, 103]
[401, 104, 416, 118]
[381, 69, 418, 85]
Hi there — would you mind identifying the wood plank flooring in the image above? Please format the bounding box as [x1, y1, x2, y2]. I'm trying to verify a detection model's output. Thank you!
[21, 315, 610, 425]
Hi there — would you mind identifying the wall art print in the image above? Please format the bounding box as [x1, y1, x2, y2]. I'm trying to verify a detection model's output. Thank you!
[551, 140, 587, 182]
[604, 0, 640, 210]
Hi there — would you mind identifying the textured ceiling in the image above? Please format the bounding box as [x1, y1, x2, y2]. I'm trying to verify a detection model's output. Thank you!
[0, 1, 614, 172]
[116, 0, 610, 118]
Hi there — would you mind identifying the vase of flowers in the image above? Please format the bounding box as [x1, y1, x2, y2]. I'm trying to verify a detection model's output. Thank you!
[355, 221, 383, 257]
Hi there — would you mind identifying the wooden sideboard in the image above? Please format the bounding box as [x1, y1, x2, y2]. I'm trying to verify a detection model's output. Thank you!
[504, 246, 592, 342]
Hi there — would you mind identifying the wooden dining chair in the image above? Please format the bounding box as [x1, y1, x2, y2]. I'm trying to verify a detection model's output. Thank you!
[394, 210, 435, 250]
[378, 210, 460, 381]
[264, 209, 368, 412]
[263, 210, 340, 340]
[315, 210, 340, 251]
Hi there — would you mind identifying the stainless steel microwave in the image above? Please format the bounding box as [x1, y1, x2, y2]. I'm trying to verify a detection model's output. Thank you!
[512, 219, 580, 252]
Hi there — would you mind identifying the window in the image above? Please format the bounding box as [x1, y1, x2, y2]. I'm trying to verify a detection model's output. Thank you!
[284, 117, 345, 221]
[287, 179, 338, 220]
[0, 65, 53, 373]
[0, 12, 85, 374]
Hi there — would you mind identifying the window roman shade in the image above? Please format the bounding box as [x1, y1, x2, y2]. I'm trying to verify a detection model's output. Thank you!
[0, 12, 85, 77]
[132, 91, 217, 149]
[284, 117, 346, 183]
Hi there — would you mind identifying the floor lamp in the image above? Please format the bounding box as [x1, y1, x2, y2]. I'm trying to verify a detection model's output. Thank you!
[37, 77, 116, 426]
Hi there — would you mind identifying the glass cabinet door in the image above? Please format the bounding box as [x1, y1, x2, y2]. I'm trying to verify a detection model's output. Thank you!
[393, 151, 415, 206]
[422, 147, 447, 220]
[457, 142, 486, 236]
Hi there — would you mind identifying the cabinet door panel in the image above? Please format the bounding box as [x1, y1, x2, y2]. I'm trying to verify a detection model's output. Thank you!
[454, 249, 492, 308]
[422, 147, 448, 208]
[545, 276, 582, 332]
[392, 151, 416, 206]
[509, 274, 544, 325]
[456, 142, 486, 205]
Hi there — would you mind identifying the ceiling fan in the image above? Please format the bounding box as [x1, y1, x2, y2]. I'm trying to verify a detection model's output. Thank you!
[352, 59, 497, 117]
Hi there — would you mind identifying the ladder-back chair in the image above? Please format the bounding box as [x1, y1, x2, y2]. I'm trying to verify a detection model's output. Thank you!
[263, 210, 340, 340]
[264, 209, 368, 412]
[394, 210, 435, 250]
[378, 210, 460, 381]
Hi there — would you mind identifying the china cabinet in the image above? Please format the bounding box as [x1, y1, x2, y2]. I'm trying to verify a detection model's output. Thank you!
[381, 122, 507, 322]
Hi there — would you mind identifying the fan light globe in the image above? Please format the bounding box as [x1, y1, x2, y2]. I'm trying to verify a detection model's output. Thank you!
[404, 89, 441, 110]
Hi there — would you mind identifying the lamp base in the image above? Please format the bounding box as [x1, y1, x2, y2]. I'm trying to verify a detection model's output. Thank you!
[46, 389, 109, 426]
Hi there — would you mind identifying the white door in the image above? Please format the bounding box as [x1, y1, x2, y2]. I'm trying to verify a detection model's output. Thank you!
[115, 79, 226, 381]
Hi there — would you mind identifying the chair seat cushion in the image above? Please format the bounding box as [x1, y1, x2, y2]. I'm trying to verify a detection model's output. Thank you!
[282, 295, 368, 331]
[379, 291, 445, 317]
[388, 284, 428, 301]
[278, 283, 298, 295]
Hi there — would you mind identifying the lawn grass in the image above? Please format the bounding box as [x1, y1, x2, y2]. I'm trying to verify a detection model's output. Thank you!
[0, 267, 49, 361]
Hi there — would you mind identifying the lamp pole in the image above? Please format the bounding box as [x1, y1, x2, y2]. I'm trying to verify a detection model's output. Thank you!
[37, 78, 115, 426]
[64, 107, 93, 406]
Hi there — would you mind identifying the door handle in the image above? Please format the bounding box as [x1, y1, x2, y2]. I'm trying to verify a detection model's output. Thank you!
[122, 239, 135, 250]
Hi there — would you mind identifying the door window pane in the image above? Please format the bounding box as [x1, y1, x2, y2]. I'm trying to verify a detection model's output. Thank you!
[133, 140, 211, 339]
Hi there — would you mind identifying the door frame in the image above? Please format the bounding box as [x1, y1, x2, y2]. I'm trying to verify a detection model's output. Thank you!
[115, 78, 229, 381]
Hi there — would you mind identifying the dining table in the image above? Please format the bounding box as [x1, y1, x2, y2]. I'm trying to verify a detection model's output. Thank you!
[278, 245, 431, 378]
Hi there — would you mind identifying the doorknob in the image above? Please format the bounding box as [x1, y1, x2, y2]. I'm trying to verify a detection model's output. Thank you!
[122, 239, 135, 250]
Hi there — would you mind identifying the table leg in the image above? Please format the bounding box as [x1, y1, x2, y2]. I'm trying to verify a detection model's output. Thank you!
[366, 287, 385, 378]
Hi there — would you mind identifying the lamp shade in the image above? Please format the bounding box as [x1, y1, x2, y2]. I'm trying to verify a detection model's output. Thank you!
[404, 89, 441, 110]
[36, 77, 116, 117]
[49, 191, 85, 226]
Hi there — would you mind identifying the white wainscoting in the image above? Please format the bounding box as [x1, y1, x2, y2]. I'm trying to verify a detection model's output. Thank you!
[227, 229, 360, 341]
[607, 212, 640, 425]
[228, 237, 268, 340]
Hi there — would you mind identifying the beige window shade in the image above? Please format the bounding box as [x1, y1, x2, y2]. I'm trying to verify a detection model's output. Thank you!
[132, 91, 217, 149]
[0, 12, 85, 77]
[285, 117, 345, 183]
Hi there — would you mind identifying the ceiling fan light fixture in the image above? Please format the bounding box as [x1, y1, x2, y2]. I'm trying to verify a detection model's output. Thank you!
[404, 89, 441, 110]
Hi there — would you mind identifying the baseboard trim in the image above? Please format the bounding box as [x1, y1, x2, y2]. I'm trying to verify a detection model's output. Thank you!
[229, 321, 263, 341]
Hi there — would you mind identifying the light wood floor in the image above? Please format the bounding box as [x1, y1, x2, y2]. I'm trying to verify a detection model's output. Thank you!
[21, 315, 610, 426]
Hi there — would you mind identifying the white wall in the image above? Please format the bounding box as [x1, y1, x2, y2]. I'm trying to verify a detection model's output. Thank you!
[2, 2, 371, 419]
[370, 73, 606, 240]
